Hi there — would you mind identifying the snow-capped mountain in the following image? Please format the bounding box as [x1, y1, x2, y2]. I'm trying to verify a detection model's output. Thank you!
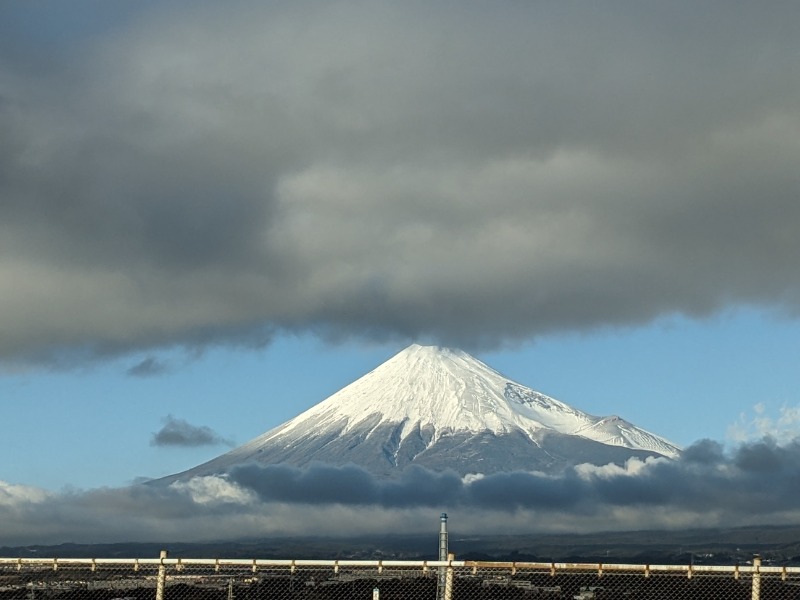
[162, 344, 680, 482]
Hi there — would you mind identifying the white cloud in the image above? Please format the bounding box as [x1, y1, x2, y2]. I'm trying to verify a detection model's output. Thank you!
[170, 476, 257, 506]
[0, 480, 51, 506]
[462, 473, 485, 484]
[728, 403, 800, 444]
[574, 456, 666, 480]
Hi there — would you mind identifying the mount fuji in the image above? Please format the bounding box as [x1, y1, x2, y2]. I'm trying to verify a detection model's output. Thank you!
[162, 344, 680, 482]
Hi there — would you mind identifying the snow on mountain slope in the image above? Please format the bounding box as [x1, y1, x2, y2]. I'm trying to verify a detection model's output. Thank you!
[161, 345, 680, 483]
[246, 344, 679, 458]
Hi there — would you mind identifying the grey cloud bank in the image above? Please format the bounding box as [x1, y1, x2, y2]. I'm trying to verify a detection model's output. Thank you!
[2, 437, 800, 546]
[2, 1, 800, 366]
[226, 437, 800, 514]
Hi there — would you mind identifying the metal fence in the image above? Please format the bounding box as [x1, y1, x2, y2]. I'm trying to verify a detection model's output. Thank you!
[2, 554, 800, 600]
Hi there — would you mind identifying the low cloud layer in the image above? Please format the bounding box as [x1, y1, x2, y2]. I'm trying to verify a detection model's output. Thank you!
[3, 437, 800, 546]
[1, 2, 800, 367]
[151, 415, 233, 448]
[226, 438, 800, 515]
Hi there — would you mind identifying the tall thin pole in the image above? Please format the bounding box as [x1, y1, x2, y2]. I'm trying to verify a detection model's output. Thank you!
[437, 513, 448, 600]
[439, 513, 448, 562]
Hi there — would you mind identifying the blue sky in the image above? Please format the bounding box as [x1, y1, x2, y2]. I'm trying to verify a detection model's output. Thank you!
[2, 1, 800, 545]
[4, 309, 799, 491]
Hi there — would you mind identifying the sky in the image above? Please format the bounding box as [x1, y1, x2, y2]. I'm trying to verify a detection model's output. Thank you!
[2, 1, 800, 546]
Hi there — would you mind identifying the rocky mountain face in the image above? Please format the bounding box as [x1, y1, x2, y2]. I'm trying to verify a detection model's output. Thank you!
[161, 344, 679, 482]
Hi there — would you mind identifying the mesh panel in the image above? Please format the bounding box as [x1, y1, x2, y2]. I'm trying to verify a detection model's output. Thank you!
[2, 558, 800, 600]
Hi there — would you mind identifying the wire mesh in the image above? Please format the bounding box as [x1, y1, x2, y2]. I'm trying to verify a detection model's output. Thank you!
[2, 558, 800, 600]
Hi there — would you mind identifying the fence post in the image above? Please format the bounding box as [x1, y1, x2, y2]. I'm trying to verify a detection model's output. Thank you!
[444, 553, 454, 600]
[751, 555, 761, 600]
[155, 550, 168, 600]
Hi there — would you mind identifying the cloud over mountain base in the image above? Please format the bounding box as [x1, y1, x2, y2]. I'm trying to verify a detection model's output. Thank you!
[3, 437, 800, 547]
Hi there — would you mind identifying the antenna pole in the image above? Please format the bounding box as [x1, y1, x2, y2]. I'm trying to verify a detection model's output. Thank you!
[437, 513, 448, 600]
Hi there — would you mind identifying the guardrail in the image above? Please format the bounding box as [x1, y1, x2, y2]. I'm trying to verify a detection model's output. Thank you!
[2, 554, 798, 600]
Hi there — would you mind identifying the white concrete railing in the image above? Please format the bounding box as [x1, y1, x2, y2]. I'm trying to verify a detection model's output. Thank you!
[2, 554, 798, 600]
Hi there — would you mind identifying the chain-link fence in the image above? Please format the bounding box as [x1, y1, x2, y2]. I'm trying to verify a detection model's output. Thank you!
[2, 555, 800, 600]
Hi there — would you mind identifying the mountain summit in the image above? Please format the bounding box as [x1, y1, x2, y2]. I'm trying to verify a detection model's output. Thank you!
[164, 344, 679, 481]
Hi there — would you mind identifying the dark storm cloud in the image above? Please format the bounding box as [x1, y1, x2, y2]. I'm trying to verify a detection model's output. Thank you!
[232, 463, 380, 504]
[4, 436, 800, 545]
[127, 356, 169, 377]
[465, 471, 584, 510]
[227, 438, 800, 516]
[151, 415, 233, 448]
[2, 1, 800, 366]
[230, 463, 464, 507]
